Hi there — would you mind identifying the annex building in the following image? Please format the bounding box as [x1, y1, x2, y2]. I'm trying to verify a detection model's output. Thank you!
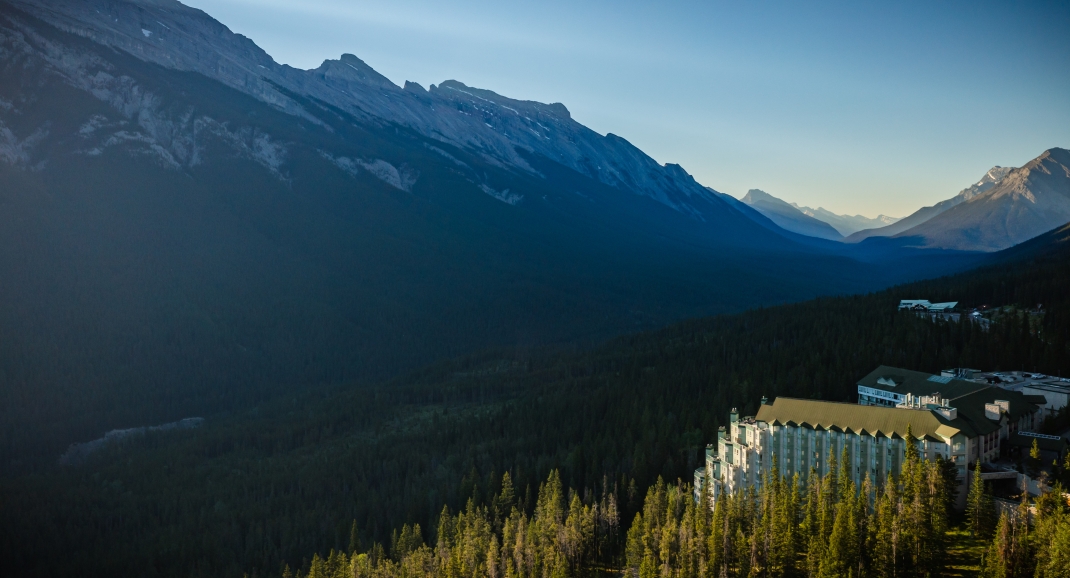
[696, 366, 1045, 510]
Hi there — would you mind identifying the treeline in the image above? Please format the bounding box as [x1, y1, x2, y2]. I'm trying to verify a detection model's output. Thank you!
[291, 471, 620, 578]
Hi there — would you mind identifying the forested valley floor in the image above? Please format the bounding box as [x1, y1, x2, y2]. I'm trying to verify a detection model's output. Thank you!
[2, 228, 1070, 578]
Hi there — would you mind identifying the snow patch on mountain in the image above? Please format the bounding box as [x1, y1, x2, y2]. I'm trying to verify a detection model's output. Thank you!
[480, 184, 523, 205]
[321, 153, 418, 192]
[356, 158, 418, 191]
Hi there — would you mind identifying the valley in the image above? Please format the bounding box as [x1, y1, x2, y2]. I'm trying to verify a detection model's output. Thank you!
[3, 222, 1068, 577]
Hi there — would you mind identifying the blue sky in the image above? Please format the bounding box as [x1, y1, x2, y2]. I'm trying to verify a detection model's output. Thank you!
[184, 0, 1070, 218]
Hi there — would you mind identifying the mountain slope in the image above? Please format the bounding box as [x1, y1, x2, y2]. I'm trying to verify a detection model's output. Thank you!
[2, 215, 1066, 578]
[790, 203, 899, 236]
[0, 0, 990, 474]
[892, 148, 1070, 251]
[845, 166, 1013, 242]
[741, 189, 844, 240]
[7, 0, 740, 223]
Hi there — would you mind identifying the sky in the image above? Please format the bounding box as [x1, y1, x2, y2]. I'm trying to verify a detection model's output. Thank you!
[183, 0, 1070, 218]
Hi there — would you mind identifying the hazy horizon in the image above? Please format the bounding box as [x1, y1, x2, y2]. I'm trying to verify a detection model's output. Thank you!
[181, 0, 1070, 218]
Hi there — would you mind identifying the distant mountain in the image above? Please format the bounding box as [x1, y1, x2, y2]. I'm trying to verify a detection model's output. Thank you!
[741, 189, 844, 241]
[846, 166, 1013, 242]
[789, 204, 899, 236]
[891, 148, 1070, 251]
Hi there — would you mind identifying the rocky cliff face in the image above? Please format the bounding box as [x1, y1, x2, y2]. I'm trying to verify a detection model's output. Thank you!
[8, 0, 729, 219]
[845, 165, 1014, 242]
[894, 149, 1070, 251]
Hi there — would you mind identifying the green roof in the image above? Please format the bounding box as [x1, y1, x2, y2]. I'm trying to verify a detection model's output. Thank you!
[944, 387, 1040, 438]
[759, 368, 1045, 442]
[854, 366, 1043, 438]
[857, 365, 988, 399]
[755, 397, 962, 442]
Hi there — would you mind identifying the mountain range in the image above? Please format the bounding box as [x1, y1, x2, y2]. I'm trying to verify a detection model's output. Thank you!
[0, 0, 1057, 470]
[789, 204, 900, 236]
[748, 151, 1070, 252]
[741, 189, 844, 241]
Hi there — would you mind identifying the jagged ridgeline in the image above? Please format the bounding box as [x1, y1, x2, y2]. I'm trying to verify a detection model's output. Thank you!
[2, 224, 1068, 578]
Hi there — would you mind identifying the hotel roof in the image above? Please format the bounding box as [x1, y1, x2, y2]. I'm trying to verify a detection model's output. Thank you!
[857, 365, 989, 399]
[755, 397, 963, 442]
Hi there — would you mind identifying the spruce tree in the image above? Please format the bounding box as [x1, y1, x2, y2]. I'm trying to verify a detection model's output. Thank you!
[348, 520, 360, 555]
[1027, 439, 1042, 478]
[966, 460, 994, 539]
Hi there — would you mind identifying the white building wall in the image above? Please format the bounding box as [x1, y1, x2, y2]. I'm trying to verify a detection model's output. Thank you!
[706, 421, 966, 509]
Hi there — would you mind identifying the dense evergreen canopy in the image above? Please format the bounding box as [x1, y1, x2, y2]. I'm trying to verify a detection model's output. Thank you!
[2, 227, 1069, 577]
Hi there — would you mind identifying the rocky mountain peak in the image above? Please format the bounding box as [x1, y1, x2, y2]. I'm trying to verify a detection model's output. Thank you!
[739, 189, 844, 240]
[742, 189, 774, 203]
[324, 54, 397, 89]
[889, 147, 1070, 251]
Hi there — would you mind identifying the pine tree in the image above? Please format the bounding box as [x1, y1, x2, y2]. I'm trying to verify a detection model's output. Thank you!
[966, 460, 994, 539]
[934, 455, 960, 513]
[1027, 439, 1042, 478]
[348, 520, 361, 556]
[1031, 482, 1070, 578]
[870, 479, 899, 578]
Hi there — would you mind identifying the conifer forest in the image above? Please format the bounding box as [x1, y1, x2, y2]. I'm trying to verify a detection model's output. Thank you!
[3, 218, 1070, 578]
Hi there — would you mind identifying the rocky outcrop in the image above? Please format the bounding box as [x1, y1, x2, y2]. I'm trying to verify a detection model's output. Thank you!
[8, 0, 730, 220]
[0, 8, 290, 175]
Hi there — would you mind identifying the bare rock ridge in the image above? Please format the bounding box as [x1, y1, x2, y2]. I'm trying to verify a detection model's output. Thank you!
[8, 0, 730, 220]
[846, 165, 1014, 243]
[893, 148, 1070, 251]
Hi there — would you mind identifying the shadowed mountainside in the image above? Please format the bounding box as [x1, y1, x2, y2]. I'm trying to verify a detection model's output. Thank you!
[0, 0, 983, 474]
